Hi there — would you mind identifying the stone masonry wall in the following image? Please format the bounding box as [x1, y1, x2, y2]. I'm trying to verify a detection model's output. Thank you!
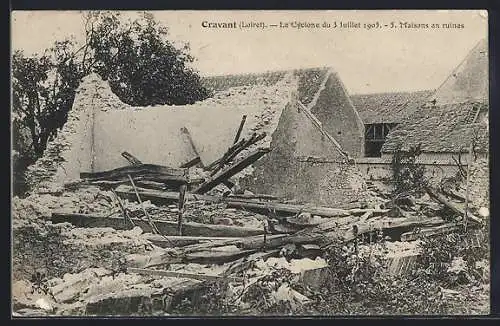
[23, 74, 103, 193]
[240, 92, 367, 207]
[309, 71, 365, 158]
[469, 156, 489, 209]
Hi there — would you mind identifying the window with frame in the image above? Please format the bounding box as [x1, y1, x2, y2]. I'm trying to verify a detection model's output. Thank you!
[364, 123, 398, 157]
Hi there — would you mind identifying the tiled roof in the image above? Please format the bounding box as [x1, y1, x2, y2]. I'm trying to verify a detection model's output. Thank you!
[202, 67, 330, 105]
[350, 90, 434, 124]
[382, 102, 488, 153]
[381, 39, 489, 154]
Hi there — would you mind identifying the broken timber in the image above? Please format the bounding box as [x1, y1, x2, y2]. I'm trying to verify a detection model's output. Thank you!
[425, 186, 483, 225]
[81, 164, 187, 183]
[144, 247, 260, 267]
[115, 186, 388, 217]
[145, 234, 288, 249]
[145, 235, 242, 248]
[179, 157, 201, 169]
[193, 148, 271, 194]
[180, 127, 204, 168]
[127, 268, 243, 282]
[400, 223, 462, 241]
[115, 186, 385, 217]
[248, 216, 447, 251]
[233, 115, 247, 144]
[49, 212, 264, 237]
[121, 152, 142, 166]
[206, 132, 267, 173]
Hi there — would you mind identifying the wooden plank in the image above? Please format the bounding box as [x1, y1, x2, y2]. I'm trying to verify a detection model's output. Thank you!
[209, 133, 267, 176]
[127, 267, 242, 282]
[145, 235, 242, 248]
[144, 247, 259, 268]
[205, 138, 247, 171]
[193, 148, 271, 194]
[223, 133, 267, 167]
[185, 248, 258, 265]
[223, 249, 281, 276]
[177, 184, 187, 235]
[49, 212, 265, 237]
[227, 193, 278, 201]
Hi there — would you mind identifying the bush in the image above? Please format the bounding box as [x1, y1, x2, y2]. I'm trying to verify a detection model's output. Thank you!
[391, 144, 427, 198]
[414, 222, 490, 287]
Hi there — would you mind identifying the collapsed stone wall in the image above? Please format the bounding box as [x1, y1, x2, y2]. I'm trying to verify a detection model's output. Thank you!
[92, 74, 295, 170]
[240, 92, 367, 207]
[23, 75, 107, 193]
[309, 71, 365, 158]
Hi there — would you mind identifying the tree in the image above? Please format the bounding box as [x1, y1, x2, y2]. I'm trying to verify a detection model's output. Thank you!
[12, 11, 211, 196]
[85, 11, 210, 106]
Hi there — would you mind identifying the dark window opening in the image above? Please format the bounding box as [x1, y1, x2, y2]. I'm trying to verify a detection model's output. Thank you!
[364, 123, 398, 157]
[365, 141, 384, 157]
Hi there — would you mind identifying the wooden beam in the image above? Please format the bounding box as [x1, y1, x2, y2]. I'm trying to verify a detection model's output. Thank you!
[177, 183, 187, 235]
[400, 223, 462, 241]
[145, 235, 242, 248]
[179, 157, 201, 169]
[81, 164, 186, 180]
[115, 186, 358, 217]
[425, 186, 484, 226]
[49, 212, 265, 237]
[233, 115, 247, 144]
[193, 148, 271, 194]
[127, 267, 242, 282]
[180, 127, 204, 168]
[210, 133, 267, 177]
[121, 152, 142, 165]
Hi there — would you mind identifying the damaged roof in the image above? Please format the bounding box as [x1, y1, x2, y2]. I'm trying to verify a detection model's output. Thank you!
[351, 90, 434, 124]
[382, 39, 489, 154]
[202, 67, 331, 106]
[381, 102, 488, 153]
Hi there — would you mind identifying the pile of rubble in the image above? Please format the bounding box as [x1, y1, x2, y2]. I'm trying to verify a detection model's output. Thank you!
[12, 123, 489, 316]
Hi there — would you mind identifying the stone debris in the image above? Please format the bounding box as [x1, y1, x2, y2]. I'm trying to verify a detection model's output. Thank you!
[12, 167, 489, 315]
[12, 71, 490, 316]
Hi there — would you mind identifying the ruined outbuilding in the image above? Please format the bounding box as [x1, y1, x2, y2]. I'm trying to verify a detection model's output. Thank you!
[350, 39, 489, 208]
[26, 67, 367, 207]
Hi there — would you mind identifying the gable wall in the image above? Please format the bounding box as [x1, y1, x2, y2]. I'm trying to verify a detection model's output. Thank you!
[239, 93, 367, 207]
[309, 72, 365, 157]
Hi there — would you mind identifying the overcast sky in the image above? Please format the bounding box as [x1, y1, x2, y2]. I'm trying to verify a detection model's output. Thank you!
[11, 10, 487, 94]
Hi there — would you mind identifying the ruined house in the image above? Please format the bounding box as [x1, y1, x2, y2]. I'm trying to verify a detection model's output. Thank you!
[350, 39, 489, 202]
[26, 67, 367, 208]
